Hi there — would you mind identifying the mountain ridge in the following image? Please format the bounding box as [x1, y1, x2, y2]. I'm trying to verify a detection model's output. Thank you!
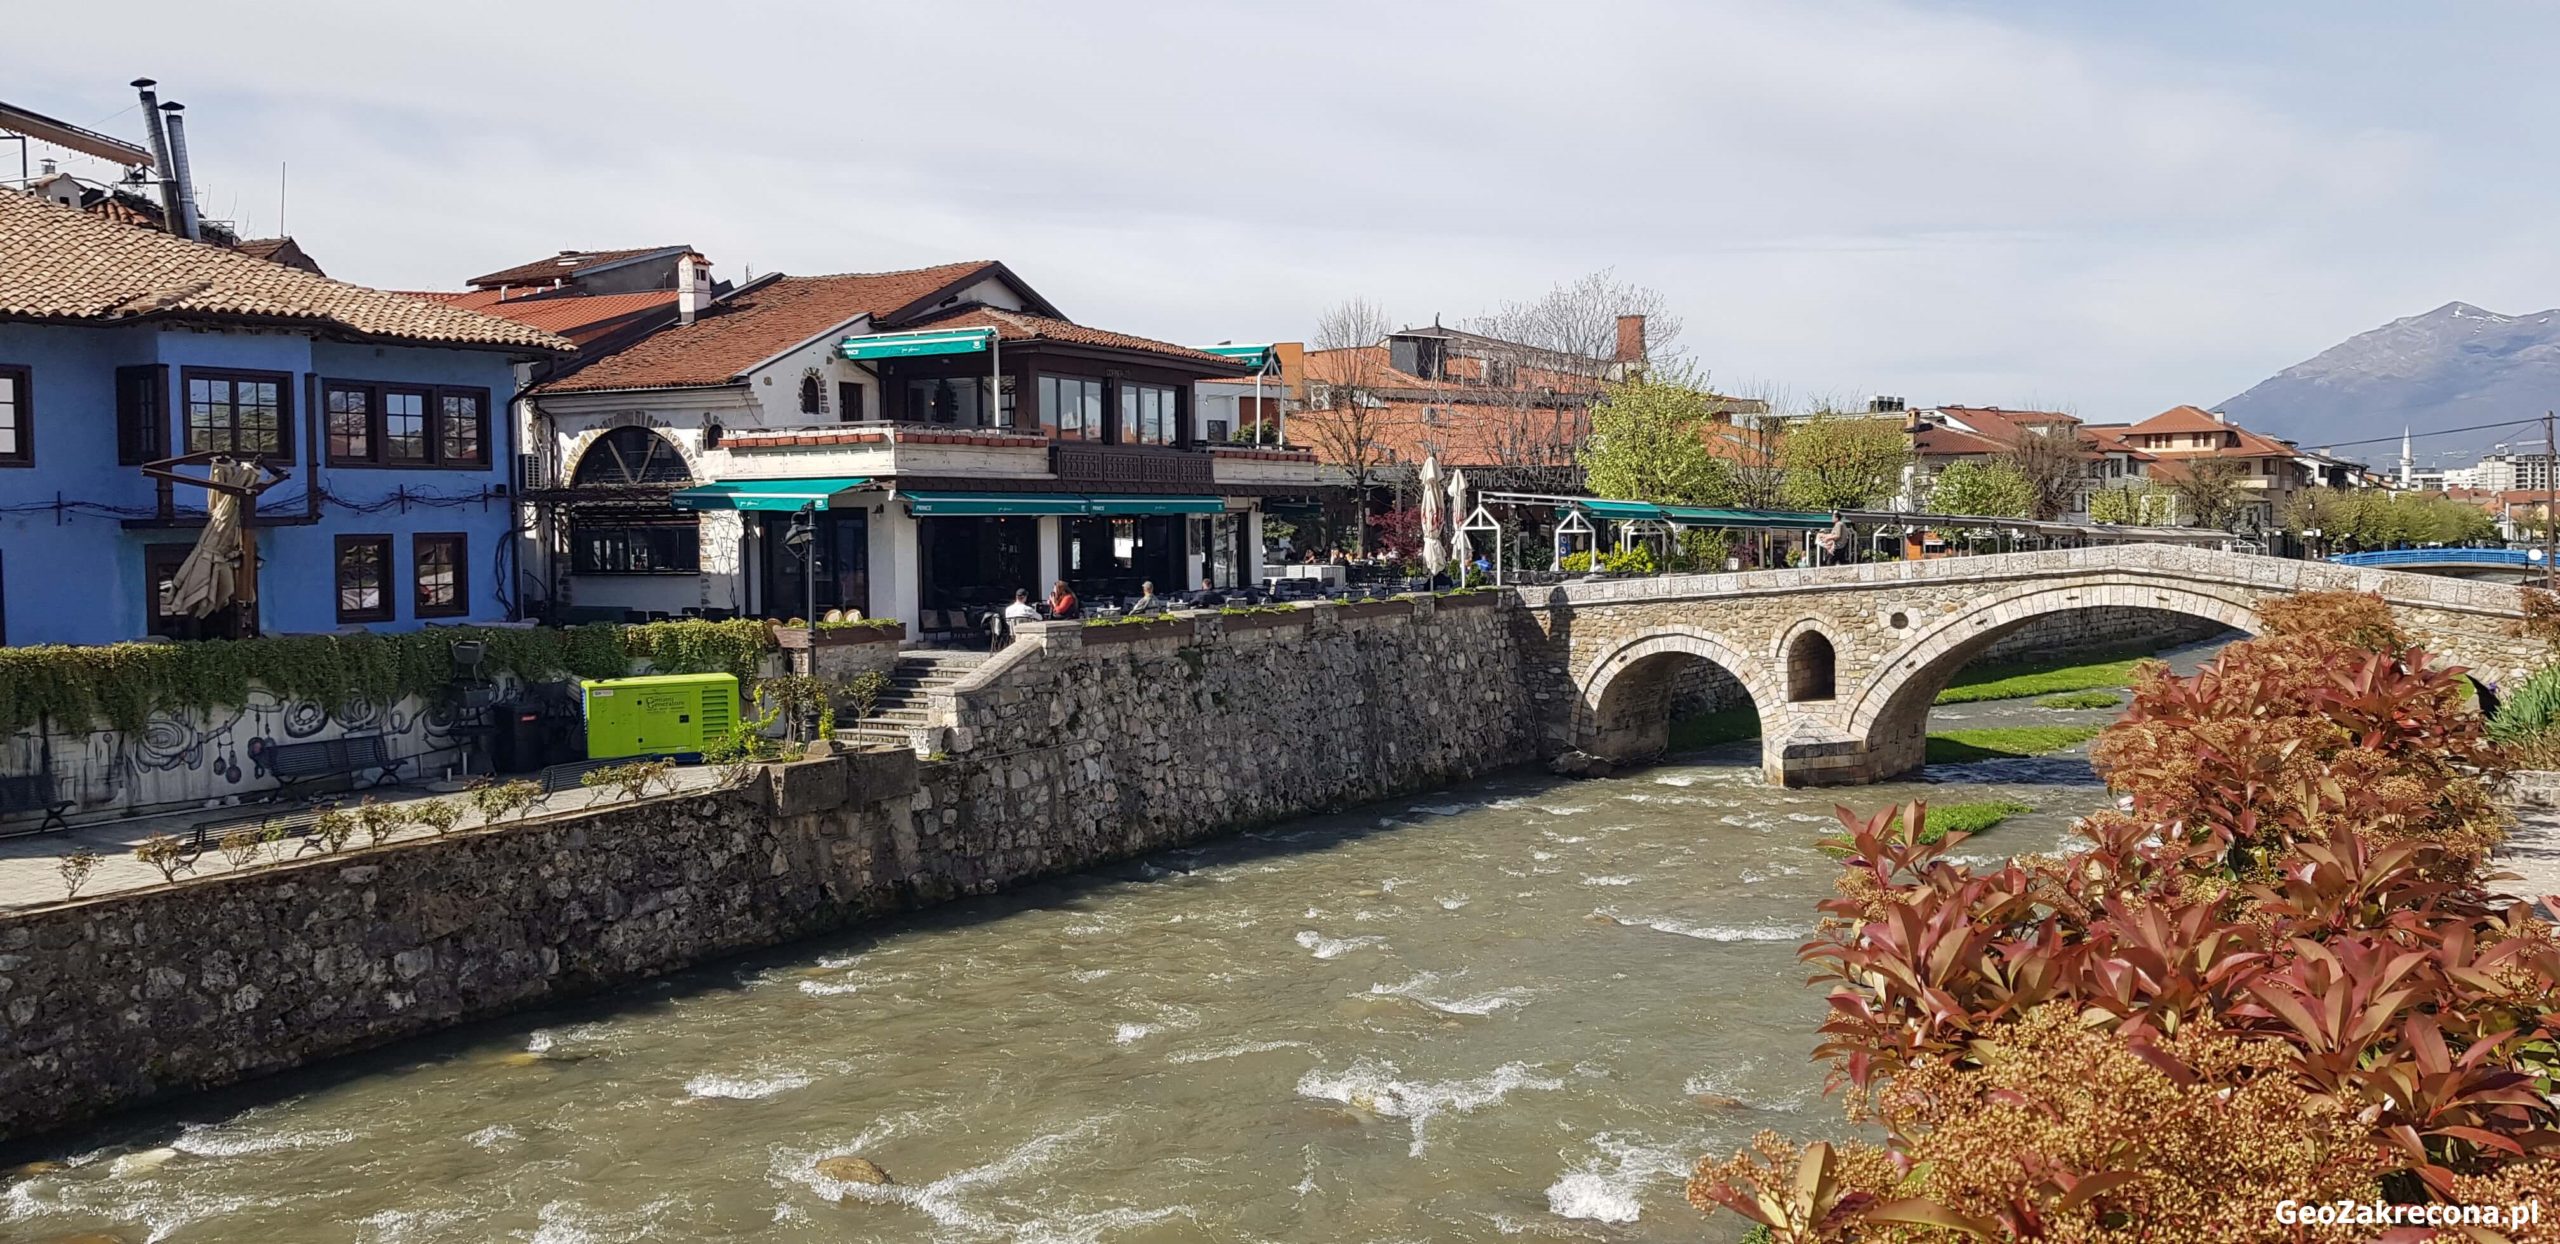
[2215, 300, 2560, 458]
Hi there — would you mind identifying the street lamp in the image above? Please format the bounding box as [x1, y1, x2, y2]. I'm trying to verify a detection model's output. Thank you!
[782, 503, 820, 740]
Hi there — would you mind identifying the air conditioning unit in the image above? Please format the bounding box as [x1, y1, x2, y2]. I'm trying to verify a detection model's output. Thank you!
[516, 452, 546, 492]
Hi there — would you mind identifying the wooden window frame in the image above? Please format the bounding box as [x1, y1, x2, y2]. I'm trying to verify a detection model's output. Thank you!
[181, 367, 295, 462]
[116, 364, 170, 466]
[412, 532, 469, 618]
[334, 534, 395, 624]
[320, 379, 494, 470]
[0, 364, 31, 467]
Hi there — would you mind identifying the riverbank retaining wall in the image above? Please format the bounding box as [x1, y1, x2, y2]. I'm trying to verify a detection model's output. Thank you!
[0, 598, 1539, 1143]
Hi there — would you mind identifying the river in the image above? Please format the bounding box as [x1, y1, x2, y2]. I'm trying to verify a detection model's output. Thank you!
[0, 650, 2211, 1244]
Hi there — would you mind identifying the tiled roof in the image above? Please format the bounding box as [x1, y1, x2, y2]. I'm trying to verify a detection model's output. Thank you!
[535, 264, 1006, 393]
[400, 287, 678, 346]
[899, 306, 1243, 367]
[1911, 423, 2008, 457]
[0, 191, 570, 352]
[233, 237, 324, 276]
[466, 246, 686, 289]
[2079, 425, 2158, 461]
[2127, 404, 2233, 435]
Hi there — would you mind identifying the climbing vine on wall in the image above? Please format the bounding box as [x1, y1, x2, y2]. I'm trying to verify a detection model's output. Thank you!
[0, 619, 775, 736]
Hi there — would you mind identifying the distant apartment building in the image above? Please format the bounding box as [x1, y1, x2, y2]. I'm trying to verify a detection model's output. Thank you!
[2468, 450, 2556, 496]
[2080, 405, 2322, 530]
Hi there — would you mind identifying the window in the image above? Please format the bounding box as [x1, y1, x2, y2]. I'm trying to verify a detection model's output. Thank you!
[1119, 383, 1178, 445]
[144, 544, 200, 639]
[571, 517, 700, 573]
[384, 388, 429, 463]
[902, 376, 1014, 427]
[799, 371, 825, 417]
[413, 533, 468, 617]
[1206, 418, 1230, 443]
[116, 365, 167, 465]
[334, 535, 394, 624]
[0, 365, 30, 466]
[836, 380, 865, 423]
[321, 380, 491, 468]
[326, 383, 371, 462]
[184, 369, 291, 459]
[1038, 375, 1103, 441]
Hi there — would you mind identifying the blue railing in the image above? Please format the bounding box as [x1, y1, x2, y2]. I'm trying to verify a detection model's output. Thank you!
[2329, 547, 2537, 568]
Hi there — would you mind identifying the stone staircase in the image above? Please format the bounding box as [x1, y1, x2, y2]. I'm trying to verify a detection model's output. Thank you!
[839, 650, 987, 749]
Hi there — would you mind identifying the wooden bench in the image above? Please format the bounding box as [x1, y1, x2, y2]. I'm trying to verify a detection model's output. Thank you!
[175, 801, 337, 873]
[265, 734, 404, 797]
[0, 769, 74, 837]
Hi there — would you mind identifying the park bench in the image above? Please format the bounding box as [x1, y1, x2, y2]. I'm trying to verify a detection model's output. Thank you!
[174, 801, 338, 873]
[266, 734, 404, 797]
[0, 768, 74, 837]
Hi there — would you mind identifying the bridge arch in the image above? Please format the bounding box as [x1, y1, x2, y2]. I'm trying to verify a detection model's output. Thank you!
[1840, 580, 2261, 782]
[1575, 628, 1783, 769]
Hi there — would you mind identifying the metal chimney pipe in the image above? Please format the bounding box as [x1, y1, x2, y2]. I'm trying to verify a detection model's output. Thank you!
[158, 102, 200, 241]
[132, 79, 182, 232]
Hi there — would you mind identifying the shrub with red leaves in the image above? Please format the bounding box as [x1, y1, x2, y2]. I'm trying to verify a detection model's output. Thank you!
[1695, 593, 2560, 1242]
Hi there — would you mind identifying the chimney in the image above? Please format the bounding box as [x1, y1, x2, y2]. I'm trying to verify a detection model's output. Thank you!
[158, 102, 200, 241]
[676, 252, 710, 326]
[2210, 408, 2227, 424]
[132, 79, 182, 233]
[1613, 314, 1647, 365]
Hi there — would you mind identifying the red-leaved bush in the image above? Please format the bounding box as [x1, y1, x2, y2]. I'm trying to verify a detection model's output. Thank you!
[1695, 593, 2560, 1242]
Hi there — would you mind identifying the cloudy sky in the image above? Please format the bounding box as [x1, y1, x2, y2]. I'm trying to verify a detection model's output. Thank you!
[14, 1, 2554, 416]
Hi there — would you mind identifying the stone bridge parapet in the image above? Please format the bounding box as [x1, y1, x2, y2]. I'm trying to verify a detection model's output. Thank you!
[1512, 544, 2541, 786]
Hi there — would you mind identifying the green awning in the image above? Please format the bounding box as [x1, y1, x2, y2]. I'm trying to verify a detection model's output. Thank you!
[904, 491, 1090, 517]
[1562, 499, 1669, 522]
[1198, 343, 1278, 373]
[902, 491, 1226, 518]
[838, 327, 996, 361]
[1662, 505, 1837, 531]
[1086, 495, 1223, 516]
[670, 477, 872, 512]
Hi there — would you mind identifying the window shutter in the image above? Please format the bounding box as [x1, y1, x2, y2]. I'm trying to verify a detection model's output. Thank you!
[116, 364, 169, 465]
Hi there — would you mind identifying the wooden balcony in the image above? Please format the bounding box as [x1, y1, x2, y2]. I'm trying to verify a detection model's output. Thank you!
[1050, 443, 1214, 489]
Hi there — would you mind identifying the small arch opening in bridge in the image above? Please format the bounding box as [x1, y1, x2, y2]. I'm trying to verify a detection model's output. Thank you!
[1786, 631, 1836, 702]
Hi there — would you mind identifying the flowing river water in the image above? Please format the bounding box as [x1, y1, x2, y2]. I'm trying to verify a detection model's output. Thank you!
[0, 644, 2225, 1244]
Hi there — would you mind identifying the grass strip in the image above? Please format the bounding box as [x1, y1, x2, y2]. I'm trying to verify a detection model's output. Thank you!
[1666, 704, 1761, 751]
[1925, 724, 2104, 765]
[2034, 690, 2123, 710]
[1934, 651, 2155, 705]
[1821, 800, 2032, 856]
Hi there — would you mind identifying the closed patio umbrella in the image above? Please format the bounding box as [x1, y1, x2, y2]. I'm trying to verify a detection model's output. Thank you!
[165, 458, 255, 618]
[1419, 453, 1446, 576]
[1447, 468, 1471, 582]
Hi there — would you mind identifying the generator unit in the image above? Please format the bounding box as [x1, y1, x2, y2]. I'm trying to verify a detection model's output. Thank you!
[580, 672, 738, 761]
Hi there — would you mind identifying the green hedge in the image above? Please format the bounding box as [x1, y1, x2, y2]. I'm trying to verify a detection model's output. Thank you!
[0, 619, 774, 736]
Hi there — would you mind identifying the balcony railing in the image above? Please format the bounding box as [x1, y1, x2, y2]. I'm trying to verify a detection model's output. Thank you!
[719, 421, 1050, 450]
[1051, 443, 1214, 489]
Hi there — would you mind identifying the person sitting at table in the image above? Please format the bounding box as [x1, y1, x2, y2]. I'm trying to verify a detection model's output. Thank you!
[1046, 580, 1081, 619]
[1130, 581, 1163, 614]
[1195, 578, 1227, 608]
[1301, 548, 1321, 565]
[1003, 589, 1040, 626]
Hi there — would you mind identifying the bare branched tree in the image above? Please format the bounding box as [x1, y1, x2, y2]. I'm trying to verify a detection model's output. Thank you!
[2002, 430, 2089, 521]
[1454, 269, 1689, 492]
[1298, 297, 1400, 554]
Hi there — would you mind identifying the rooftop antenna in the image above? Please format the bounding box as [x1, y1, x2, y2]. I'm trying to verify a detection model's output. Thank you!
[277, 161, 285, 236]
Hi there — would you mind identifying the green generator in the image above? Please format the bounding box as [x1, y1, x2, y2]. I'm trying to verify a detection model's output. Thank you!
[581, 672, 738, 760]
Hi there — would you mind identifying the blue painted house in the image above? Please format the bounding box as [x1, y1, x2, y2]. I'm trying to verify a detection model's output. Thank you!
[0, 191, 570, 645]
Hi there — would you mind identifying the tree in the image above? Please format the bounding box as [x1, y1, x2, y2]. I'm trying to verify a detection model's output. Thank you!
[2001, 428, 2087, 520]
[1579, 365, 1739, 506]
[1463, 269, 1688, 493]
[1779, 416, 1910, 512]
[2162, 457, 2250, 529]
[1295, 297, 1401, 554]
[1926, 459, 2032, 517]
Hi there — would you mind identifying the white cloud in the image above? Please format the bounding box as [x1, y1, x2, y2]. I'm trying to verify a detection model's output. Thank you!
[9, 0, 2534, 414]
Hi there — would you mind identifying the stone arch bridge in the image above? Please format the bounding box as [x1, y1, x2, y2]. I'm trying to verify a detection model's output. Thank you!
[1517, 544, 2543, 786]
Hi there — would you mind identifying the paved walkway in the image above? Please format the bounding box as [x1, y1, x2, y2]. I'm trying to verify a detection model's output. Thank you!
[0, 764, 730, 911]
[2497, 804, 2560, 909]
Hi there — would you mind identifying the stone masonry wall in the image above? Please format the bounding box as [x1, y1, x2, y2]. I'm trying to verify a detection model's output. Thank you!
[913, 598, 1543, 868]
[0, 600, 1540, 1142]
[1975, 605, 2232, 664]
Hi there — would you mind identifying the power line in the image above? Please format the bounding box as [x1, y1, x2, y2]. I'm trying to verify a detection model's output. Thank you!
[2303, 417, 2543, 452]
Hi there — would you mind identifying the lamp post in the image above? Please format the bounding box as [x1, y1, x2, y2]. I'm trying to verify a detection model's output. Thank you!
[783, 503, 820, 740]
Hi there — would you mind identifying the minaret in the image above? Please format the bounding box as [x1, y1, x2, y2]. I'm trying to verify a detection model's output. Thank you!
[2400, 427, 2413, 487]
